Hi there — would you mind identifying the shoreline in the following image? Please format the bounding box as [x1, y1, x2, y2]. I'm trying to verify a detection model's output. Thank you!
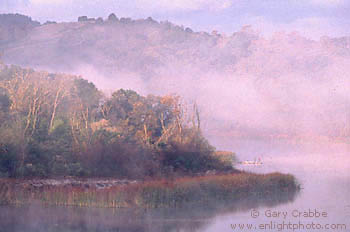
[0, 172, 300, 208]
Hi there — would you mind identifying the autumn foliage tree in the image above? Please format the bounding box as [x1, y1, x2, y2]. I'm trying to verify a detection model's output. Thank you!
[0, 65, 233, 178]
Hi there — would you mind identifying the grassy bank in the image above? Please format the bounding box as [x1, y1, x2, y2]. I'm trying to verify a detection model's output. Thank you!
[0, 172, 299, 208]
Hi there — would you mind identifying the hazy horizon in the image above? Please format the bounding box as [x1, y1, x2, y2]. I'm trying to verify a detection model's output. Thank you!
[1, 2, 349, 146]
[1, 0, 350, 39]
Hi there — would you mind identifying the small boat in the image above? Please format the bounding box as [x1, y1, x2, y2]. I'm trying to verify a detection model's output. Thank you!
[239, 157, 263, 166]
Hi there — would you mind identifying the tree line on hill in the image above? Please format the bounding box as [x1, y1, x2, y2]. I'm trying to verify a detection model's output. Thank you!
[0, 64, 234, 178]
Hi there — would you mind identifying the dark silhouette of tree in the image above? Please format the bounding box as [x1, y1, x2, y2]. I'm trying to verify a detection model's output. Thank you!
[108, 13, 118, 21]
[78, 16, 88, 22]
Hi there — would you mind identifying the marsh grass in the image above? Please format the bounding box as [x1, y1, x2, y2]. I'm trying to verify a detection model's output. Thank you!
[0, 172, 299, 208]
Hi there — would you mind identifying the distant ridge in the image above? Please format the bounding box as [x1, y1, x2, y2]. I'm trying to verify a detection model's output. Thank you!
[0, 13, 350, 140]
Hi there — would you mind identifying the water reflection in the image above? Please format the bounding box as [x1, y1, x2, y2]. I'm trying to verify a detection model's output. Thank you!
[0, 189, 298, 232]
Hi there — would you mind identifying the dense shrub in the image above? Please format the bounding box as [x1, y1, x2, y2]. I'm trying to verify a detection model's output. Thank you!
[160, 130, 232, 174]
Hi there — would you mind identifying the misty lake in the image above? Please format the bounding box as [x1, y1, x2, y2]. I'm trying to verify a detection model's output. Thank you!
[0, 140, 349, 232]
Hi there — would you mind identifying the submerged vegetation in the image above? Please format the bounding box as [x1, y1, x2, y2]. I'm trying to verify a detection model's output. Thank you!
[0, 64, 232, 178]
[0, 172, 299, 208]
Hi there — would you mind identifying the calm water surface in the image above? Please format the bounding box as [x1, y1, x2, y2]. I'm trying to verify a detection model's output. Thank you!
[204, 139, 350, 232]
[0, 140, 349, 232]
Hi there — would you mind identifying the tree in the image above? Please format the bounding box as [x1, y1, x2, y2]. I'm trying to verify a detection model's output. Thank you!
[0, 88, 10, 122]
[68, 78, 101, 151]
[78, 16, 88, 22]
[108, 13, 118, 21]
[0, 64, 233, 178]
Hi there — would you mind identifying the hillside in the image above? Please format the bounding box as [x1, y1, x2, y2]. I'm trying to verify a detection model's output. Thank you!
[0, 14, 40, 45]
[0, 13, 256, 77]
[1, 13, 350, 142]
[1, 14, 349, 77]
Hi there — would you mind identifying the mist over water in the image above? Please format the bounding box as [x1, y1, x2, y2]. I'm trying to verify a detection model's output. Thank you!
[200, 139, 350, 232]
[0, 14, 349, 232]
[0, 140, 347, 232]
